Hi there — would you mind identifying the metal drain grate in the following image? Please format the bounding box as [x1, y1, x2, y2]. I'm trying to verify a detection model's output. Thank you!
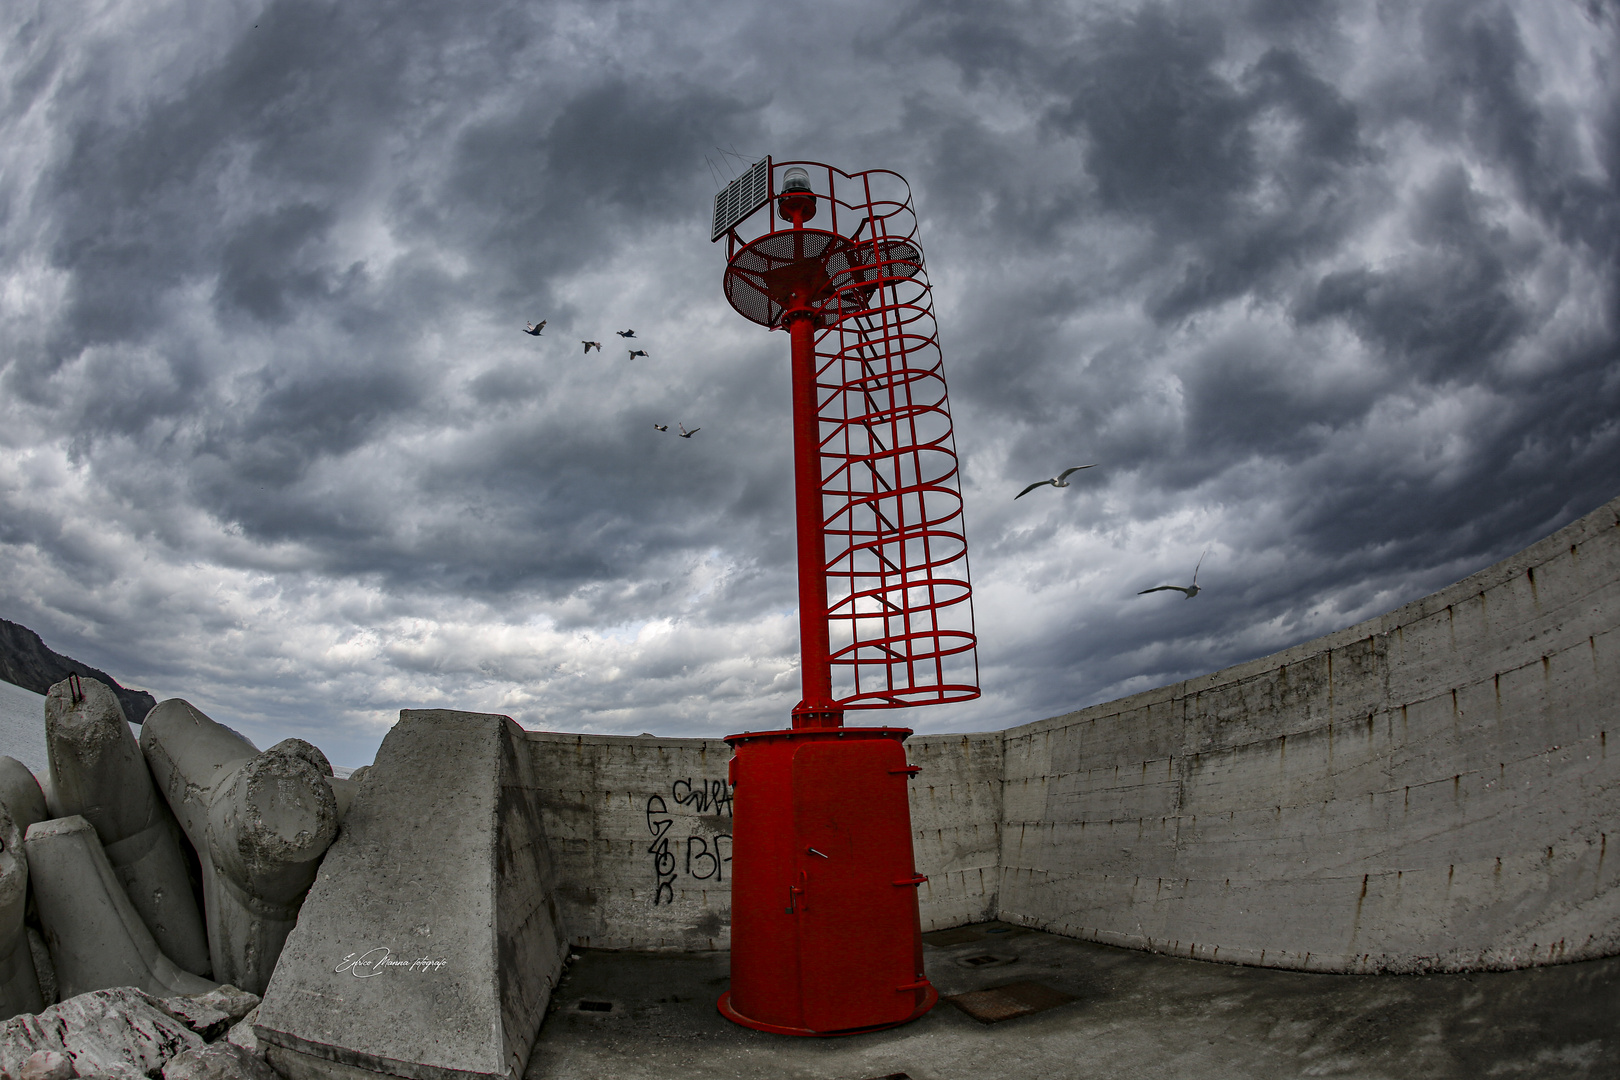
[859, 1074, 910, 1080]
[576, 1000, 613, 1012]
[961, 954, 1001, 966]
[945, 981, 1076, 1024]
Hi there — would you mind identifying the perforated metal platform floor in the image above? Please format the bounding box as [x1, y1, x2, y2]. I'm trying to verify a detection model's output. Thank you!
[524, 922, 1620, 1079]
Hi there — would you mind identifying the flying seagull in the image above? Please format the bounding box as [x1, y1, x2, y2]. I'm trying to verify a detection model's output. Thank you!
[582, 340, 602, 353]
[1139, 550, 1208, 599]
[628, 349, 649, 359]
[523, 320, 546, 336]
[678, 423, 700, 439]
[616, 329, 636, 338]
[1014, 464, 1097, 500]
[653, 424, 668, 432]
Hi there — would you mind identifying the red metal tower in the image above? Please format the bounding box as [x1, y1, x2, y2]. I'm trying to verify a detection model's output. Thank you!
[712, 159, 979, 1035]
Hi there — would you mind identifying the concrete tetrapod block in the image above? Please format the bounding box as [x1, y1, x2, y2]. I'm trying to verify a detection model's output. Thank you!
[0, 757, 48, 1019]
[139, 701, 340, 997]
[256, 710, 565, 1080]
[43, 678, 211, 978]
[0, 799, 43, 1020]
[266, 739, 361, 822]
[0, 758, 48, 838]
[23, 816, 216, 999]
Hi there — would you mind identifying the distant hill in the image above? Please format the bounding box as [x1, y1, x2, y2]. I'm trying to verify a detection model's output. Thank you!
[0, 618, 158, 723]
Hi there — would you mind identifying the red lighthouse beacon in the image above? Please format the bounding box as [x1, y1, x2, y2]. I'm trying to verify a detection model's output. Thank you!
[712, 160, 979, 1035]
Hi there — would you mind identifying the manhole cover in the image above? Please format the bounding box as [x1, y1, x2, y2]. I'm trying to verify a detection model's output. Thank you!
[576, 1000, 613, 1012]
[945, 981, 1076, 1024]
[957, 953, 1016, 968]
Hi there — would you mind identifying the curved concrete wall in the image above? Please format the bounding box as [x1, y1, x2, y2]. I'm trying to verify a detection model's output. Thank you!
[997, 494, 1620, 972]
[524, 728, 1003, 951]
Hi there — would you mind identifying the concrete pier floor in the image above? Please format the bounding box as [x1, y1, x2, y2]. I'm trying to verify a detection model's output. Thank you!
[526, 922, 1620, 1079]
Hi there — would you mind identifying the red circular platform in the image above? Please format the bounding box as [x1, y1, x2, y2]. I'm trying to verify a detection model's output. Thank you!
[723, 229, 919, 329]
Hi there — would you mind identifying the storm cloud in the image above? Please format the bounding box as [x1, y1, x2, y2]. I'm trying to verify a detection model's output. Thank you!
[1, 0, 1615, 766]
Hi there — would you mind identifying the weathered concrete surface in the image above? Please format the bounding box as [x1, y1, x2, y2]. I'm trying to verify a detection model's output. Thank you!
[141, 700, 339, 994]
[255, 710, 566, 1080]
[524, 733, 733, 952]
[525, 923, 1620, 1080]
[909, 731, 1004, 931]
[206, 745, 338, 992]
[45, 678, 210, 978]
[999, 494, 1620, 973]
[524, 729, 1003, 951]
[0, 757, 49, 837]
[0, 798, 42, 1019]
[23, 816, 215, 999]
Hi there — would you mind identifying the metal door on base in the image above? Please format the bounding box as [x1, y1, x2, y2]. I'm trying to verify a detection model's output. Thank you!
[791, 738, 928, 1031]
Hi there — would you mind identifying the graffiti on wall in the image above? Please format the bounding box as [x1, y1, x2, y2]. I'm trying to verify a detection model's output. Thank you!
[646, 777, 733, 905]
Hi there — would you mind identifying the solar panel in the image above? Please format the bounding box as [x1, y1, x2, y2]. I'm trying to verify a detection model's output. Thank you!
[710, 157, 771, 242]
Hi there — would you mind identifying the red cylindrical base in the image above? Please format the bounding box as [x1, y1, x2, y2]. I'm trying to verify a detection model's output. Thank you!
[717, 984, 937, 1037]
[720, 726, 934, 1035]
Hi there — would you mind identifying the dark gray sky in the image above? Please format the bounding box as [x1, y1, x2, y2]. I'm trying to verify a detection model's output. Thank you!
[2, 0, 1616, 767]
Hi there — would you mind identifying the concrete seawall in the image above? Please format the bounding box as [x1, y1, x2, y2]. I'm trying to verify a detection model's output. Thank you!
[524, 728, 1003, 952]
[997, 494, 1620, 972]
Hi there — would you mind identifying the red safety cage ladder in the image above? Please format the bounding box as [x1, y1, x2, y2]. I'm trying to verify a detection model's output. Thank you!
[718, 160, 979, 713]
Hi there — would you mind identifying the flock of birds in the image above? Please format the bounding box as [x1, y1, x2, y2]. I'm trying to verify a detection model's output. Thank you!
[522, 320, 695, 437]
[529, 316, 1203, 598]
[1014, 463, 1209, 600]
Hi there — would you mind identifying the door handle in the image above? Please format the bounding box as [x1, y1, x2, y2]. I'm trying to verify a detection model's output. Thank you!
[786, 870, 808, 913]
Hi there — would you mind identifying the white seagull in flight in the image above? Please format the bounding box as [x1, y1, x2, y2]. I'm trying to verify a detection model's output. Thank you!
[1139, 550, 1208, 599]
[1015, 464, 1097, 500]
